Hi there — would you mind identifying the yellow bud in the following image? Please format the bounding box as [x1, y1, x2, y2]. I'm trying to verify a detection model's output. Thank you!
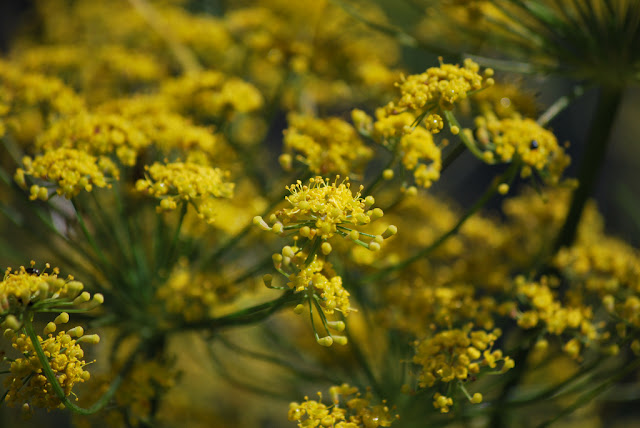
[321, 242, 332, 255]
[66, 281, 84, 299]
[300, 226, 311, 237]
[73, 291, 91, 305]
[77, 334, 100, 344]
[44, 322, 57, 335]
[3, 315, 21, 331]
[54, 312, 70, 325]
[498, 183, 509, 195]
[316, 336, 334, 347]
[368, 242, 381, 252]
[272, 222, 284, 234]
[349, 230, 360, 241]
[382, 169, 394, 180]
[382, 225, 398, 239]
[253, 216, 271, 231]
[327, 320, 345, 332]
[37, 186, 49, 201]
[282, 246, 296, 258]
[364, 196, 375, 208]
[279, 153, 293, 170]
[450, 125, 460, 135]
[471, 393, 483, 404]
[332, 335, 348, 345]
[68, 326, 84, 337]
[371, 208, 384, 219]
[293, 304, 305, 315]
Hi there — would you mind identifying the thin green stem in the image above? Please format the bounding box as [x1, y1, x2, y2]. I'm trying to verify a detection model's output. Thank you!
[553, 86, 623, 252]
[444, 110, 491, 163]
[536, 358, 640, 428]
[537, 85, 587, 127]
[24, 316, 140, 415]
[176, 289, 302, 332]
[162, 201, 187, 268]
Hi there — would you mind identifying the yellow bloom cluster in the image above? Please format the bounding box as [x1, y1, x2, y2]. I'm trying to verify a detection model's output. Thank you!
[514, 276, 598, 358]
[155, 263, 240, 322]
[0, 60, 84, 143]
[3, 328, 96, 412]
[352, 108, 442, 188]
[35, 112, 149, 167]
[15, 148, 118, 200]
[471, 83, 538, 119]
[389, 59, 493, 112]
[475, 115, 570, 181]
[399, 127, 442, 188]
[288, 384, 396, 428]
[281, 113, 373, 176]
[0, 265, 101, 318]
[286, 256, 351, 316]
[97, 96, 224, 162]
[413, 327, 513, 392]
[258, 176, 392, 248]
[161, 71, 263, 120]
[135, 161, 234, 223]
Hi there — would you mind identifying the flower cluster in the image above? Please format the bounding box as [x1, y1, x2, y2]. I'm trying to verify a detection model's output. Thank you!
[161, 71, 264, 120]
[284, 255, 351, 316]
[155, 262, 242, 322]
[15, 148, 119, 200]
[474, 115, 570, 182]
[413, 327, 512, 387]
[135, 161, 234, 223]
[281, 113, 373, 176]
[1, 264, 103, 322]
[389, 58, 493, 112]
[256, 176, 394, 250]
[514, 276, 599, 359]
[288, 384, 396, 428]
[3, 327, 97, 414]
[35, 113, 149, 167]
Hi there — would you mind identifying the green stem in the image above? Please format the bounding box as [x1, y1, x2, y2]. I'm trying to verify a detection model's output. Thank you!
[162, 201, 187, 268]
[553, 86, 623, 252]
[176, 289, 302, 332]
[537, 85, 587, 127]
[507, 354, 608, 407]
[24, 316, 140, 415]
[536, 358, 640, 428]
[444, 110, 490, 162]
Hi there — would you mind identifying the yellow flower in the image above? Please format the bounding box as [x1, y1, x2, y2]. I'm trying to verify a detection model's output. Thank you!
[135, 161, 234, 224]
[16, 148, 118, 200]
[3, 329, 95, 412]
[283, 113, 373, 176]
[476, 116, 569, 181]
[391, 59, 493, 112]
[289, 384, 396, 427]
[36, 112, 149, 167]
[286, 256, 351, 315]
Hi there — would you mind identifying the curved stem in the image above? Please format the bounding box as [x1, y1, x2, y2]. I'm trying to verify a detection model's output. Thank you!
[553, 86, 623, 252]
[444, 110, 491, 162]
[24, 316, 140, 415]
